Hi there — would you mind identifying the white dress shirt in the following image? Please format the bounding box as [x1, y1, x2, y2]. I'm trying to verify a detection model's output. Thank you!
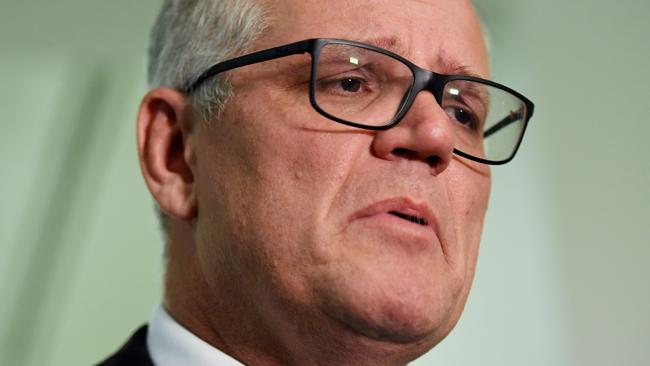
[147, 304, 244, 366]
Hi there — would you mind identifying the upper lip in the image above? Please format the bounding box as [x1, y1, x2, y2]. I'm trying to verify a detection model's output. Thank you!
[350, 197, 438, 231]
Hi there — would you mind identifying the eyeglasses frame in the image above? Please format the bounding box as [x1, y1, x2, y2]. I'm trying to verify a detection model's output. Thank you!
[182, 38, 535, 165]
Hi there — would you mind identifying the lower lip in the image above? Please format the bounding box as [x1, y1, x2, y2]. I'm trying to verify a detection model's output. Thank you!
[355, 212, 438, 244]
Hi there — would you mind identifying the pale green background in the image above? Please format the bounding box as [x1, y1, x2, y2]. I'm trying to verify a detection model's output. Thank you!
[1, 1, 648, 365]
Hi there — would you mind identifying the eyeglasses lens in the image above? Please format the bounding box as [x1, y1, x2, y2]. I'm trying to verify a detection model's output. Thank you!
[314, 44, 412, 127]
[313, 43, 528, 163]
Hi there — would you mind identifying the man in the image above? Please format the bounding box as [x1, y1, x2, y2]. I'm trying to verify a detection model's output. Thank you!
[100, 0, 533, 364]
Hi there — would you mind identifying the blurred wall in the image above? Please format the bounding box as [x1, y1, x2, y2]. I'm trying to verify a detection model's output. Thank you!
[0, 2, 164, 365]
[0, 1, 648, 365]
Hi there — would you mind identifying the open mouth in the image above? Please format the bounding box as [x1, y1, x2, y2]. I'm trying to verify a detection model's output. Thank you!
[389, 211, 429, 226]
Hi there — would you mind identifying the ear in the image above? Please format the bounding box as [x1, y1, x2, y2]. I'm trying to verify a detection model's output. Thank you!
[137, 88, 198, 221]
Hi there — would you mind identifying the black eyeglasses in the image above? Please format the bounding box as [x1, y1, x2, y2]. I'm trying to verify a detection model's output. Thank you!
[182, 38, 535, 165]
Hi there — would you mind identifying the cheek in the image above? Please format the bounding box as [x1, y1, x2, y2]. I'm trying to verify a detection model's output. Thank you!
[196, 94, 367, 296]
[445, 162, 491, 275]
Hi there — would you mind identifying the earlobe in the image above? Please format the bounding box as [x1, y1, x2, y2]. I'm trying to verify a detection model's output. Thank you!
[137, 88, 198, 220]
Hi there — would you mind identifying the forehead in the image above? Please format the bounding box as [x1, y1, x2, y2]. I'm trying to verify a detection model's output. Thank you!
[260, 0, 488, 77]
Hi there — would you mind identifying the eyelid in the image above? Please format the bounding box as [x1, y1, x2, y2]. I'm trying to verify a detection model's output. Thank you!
[317, 58, 368, 70]
[445, 95, 486, 123]
[449, 90, 488, 115]
[317, 63, 374, 81]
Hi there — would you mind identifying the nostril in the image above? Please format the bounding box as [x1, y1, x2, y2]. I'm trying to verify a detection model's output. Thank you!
[392, 148, 444, 171]
[426, 155, 441, 167]
[393, 148, 417, 160]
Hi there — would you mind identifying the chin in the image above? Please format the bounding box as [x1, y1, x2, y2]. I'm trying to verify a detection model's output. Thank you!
[343, 302, 443, 344]
[316, 274, 461, 347]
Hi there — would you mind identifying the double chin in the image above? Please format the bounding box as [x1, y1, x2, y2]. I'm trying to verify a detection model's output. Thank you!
[312, 259, 465, 347]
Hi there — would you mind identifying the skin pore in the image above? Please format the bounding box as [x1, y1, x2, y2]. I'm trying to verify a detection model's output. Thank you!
[138, 0, 490, 365]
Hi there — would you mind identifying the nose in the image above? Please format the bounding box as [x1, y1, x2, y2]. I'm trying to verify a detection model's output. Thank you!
[371, 93, 455, 176]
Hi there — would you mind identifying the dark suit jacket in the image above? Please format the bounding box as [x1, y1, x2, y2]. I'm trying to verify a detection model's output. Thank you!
[97, 325, 155, 366]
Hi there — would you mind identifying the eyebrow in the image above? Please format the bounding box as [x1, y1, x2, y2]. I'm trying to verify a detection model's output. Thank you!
[439, 60, 484, 79]
[353, 36, 410, 58]
[352, 36, 483, 78]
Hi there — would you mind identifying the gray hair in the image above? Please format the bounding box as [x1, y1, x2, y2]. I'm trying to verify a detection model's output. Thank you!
[147, 0, 270, 240]
[148, 0, 270, 120]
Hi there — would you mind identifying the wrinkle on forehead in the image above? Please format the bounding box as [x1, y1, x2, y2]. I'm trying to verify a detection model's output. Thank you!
[261, 0, 488, 76]
[349, 36, 484, 77]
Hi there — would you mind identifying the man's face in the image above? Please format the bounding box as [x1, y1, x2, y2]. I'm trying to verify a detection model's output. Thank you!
[193, 0, 490, 354]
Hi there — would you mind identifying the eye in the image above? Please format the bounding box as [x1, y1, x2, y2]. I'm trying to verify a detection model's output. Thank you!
[318, 76, 367, 95]
[445, 106, 477, 128]
[339, 77, 362, 93]
[315, 67, 380, 99]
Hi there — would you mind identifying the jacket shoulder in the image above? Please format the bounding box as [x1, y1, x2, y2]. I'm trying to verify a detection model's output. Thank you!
[96, 325, 154, 366]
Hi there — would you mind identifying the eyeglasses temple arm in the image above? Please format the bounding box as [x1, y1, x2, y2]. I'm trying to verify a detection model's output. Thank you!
[182, 40, 312, 94]
[483, 109, 524, 139]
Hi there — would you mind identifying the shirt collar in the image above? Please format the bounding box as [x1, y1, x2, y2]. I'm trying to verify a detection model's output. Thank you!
[146, 304, 244, 366]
